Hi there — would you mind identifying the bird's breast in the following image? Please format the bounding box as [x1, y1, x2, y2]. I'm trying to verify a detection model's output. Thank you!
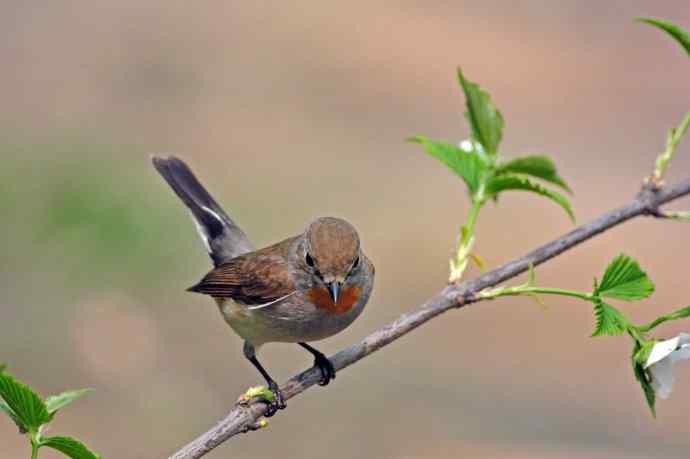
[307, 286, 361, 314]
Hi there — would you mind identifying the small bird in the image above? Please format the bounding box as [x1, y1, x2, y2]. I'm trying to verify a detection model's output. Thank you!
[152, 156, 374, 416]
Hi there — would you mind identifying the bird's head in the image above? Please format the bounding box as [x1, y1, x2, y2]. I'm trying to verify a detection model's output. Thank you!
[291, 217, 363, 309]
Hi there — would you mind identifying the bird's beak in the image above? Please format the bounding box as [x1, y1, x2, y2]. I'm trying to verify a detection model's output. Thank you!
[328, 281, 341, 304]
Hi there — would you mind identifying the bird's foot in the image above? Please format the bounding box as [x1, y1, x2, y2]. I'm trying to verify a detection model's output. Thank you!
[264, 380, 286, 417]
[312, 352, 336, 386]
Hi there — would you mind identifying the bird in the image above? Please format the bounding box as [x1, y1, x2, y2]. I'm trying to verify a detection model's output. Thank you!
[152, 155, 375, 416]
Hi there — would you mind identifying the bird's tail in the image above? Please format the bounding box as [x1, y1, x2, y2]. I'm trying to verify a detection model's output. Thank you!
[152, 155, 254, 265]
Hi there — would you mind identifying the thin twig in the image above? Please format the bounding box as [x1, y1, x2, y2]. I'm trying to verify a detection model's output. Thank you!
[646, 208, 690, 221]
[169, 177, 690, 459]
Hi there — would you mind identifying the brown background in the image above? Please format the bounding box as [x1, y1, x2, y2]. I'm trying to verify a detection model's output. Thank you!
[1, 1, 689, 458]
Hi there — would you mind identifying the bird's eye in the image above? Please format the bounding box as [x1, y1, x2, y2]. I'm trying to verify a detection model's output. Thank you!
[352, 256, 360, 270]
[305, 252, 315, 267]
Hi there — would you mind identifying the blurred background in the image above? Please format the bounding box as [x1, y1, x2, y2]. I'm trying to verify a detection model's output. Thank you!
[1, 1, 689, 458]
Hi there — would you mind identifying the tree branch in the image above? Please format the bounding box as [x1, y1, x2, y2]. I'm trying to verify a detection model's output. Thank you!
[169, 178, 690, 459]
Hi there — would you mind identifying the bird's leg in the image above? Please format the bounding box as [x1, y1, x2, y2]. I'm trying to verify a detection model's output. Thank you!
[298, 342, 336, 386]
[243, 342, 286, 416]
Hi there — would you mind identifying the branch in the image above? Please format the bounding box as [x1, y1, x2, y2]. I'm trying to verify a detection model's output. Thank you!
[169, 178, 690, 459]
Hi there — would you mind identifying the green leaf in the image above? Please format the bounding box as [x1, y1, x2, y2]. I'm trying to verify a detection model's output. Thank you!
[485, 174, 575, 221]
[45, 389, 93, 415]
[0, 369, 24, 432]
[408, 136, 486, 194]
[632, 342, 656, 417]
[636, 17, 690, 57]
[41, 436, 101, 459]
[591, 297, 629, 336]
[496, 155, 572, 193]
[0, 372, 50, 432]
[0, 398, 24, 433]
[595, 254, 655, 301]
[457, 68, 504, 156]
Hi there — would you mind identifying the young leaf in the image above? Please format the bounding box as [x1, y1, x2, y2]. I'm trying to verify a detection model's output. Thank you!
[591, 297, 629, 336]
[632, 342, 656, 417]
[240, 386, 276, 403]
[595, 254, 655, 301]
[654, 110, 690, 180]
[408, 136, 486, 194]
[0, 372, 51, 432]
[45, 389, 93, 414]
[496, 155, 572, 193]
[41, 436, 101, 459]
[485, 175, 575, 221]
[457, 68, 504, 156]
[636, 17, 690, 57]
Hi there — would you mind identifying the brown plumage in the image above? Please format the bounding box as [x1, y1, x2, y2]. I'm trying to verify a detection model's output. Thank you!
[188, 236, 297, 305]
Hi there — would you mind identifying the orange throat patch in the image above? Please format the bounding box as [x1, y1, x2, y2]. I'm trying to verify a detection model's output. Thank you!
[308, 286, 361, 314]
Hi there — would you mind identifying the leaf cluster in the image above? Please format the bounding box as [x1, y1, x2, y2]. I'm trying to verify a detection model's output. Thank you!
[410, 69, 574, 221]
[479, 251, 686, 417]
[0, 368, 99, 459]
[588, 255, 657, 414]
[589, 255, 690, 416]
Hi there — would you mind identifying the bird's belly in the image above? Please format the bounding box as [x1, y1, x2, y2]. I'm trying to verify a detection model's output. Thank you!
[216, 292, 366, 346]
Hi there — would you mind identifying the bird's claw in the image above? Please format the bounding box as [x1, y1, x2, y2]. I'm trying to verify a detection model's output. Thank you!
[264, 381, 286, 417]
[313, 353, 336, 386]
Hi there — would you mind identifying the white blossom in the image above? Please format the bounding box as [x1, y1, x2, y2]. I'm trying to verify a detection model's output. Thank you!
[644, 333, 690, 399]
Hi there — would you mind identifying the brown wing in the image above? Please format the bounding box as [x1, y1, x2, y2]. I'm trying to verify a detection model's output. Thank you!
[187, 236, 297, 305]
